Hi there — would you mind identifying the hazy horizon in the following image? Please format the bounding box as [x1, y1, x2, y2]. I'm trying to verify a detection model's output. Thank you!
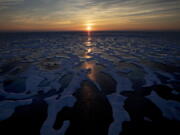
[1, 29, 180, 33]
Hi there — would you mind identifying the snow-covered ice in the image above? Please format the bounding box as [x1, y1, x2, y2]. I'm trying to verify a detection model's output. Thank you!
[0, 31, 179, 135]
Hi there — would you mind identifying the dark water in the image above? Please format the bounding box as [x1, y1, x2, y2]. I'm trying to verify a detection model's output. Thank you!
[0, 31, 180, 135]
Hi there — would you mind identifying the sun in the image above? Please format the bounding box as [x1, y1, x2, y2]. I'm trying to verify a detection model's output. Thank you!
[86, 24, 93, 31]
[87, 26, 92, 31]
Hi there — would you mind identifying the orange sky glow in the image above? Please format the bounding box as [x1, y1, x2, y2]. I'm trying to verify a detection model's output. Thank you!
[0, 0, 180, 31]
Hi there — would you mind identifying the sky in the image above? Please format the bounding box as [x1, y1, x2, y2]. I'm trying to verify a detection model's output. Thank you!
[0, 0, 180, 31]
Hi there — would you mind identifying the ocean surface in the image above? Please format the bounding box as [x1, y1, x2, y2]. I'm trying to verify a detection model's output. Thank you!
[0, 31, 180, 135]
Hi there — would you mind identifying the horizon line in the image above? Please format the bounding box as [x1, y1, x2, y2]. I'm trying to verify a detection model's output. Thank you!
[1, 29, 180, 33]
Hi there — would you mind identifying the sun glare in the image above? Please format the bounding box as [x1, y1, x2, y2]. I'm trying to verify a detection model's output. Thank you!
[86, 24, 93, 31]
[87, 26, 92, 31]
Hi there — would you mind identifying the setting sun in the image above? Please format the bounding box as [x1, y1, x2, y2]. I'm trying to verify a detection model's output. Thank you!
[86, 23, 93, 31]
[87, 26, 92, 31]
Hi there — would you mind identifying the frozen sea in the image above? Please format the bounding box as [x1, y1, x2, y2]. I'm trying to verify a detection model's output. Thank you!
[0, 31, 180, 135]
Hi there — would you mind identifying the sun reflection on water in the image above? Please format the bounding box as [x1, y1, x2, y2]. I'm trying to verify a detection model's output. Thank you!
[82, 61, 96, 81]
[87, 48, 92, 53]
[83, 32, 93, 58]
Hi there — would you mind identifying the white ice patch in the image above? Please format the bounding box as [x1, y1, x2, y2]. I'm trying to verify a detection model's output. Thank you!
[40, 96, 76, 135]
[41, 69, 87, 135]
[26, 75, 43, 93]
[58, 120, 70, 135]
[155, 70, 175, 82]
[107, 93, 130, 135]
[147, 91, 180, 120]
[97, 55, 133, 93]
[60, 69, 88, 97]
[0, 99, 32, 120]
[104, 69, 133, 93]
[133, 62, 161, 86]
